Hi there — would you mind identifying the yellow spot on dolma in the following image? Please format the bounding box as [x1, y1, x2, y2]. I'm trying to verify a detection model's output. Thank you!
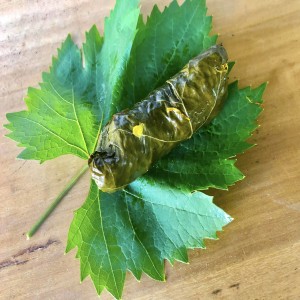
[132, 123, 144, 138]
[167, 107, 190, 120]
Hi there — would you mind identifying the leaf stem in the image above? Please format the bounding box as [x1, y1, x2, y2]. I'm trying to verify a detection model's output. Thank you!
[26, 164, 89, 239]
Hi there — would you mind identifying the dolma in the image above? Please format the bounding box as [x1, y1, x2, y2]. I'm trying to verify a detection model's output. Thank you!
[89, 45, 229, 192]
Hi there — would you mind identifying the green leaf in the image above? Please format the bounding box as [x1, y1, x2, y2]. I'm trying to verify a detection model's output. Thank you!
[97, 0, 140, 123]
[5, 0, 267, 298]
[66, 178, 232, 299]
[5, 33, 102, 161]
[5, 0, 140, 162]
[148, 81, 266, 191]
[122, 0, 217, 107]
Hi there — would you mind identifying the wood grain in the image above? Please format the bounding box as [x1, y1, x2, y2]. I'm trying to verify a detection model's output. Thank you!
[1, 0, 299, 299]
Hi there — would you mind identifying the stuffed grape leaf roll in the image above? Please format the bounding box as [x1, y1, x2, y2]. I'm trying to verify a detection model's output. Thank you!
[89, 45, 229, 192]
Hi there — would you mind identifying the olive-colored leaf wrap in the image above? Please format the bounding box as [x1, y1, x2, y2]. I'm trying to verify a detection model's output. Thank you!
[89, 45, 228, 192]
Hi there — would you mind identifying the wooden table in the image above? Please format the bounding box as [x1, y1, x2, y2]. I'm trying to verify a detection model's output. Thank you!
[1, 0, 299, 299]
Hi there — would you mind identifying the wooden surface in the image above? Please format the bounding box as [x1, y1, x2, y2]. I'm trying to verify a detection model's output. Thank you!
[1, 0, 300, 299]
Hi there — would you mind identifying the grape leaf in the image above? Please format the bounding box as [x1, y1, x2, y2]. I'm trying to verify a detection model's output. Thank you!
[5, 0, 140, 161]
[123, 0, 217, 107]
[4, 0, 267, 299]
[96, 0, 140, 124]
[5, 30, 101, 161]
[66, 178, 232, 299]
